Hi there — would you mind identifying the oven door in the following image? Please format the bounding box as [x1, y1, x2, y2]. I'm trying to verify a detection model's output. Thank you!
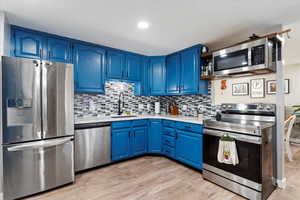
[203, 128, 262, 189]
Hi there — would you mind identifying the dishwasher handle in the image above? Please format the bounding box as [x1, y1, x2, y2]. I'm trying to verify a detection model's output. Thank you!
[75, 122, 111, 130]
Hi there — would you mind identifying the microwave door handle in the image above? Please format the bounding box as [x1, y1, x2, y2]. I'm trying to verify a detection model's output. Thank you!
[248, 48, 252, 66]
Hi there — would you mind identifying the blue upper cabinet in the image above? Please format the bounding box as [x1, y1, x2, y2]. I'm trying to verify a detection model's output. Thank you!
[106, 50, 124, 80]
[149, 56, 166, 95]
[148, 119, 162, 153]
[106, 51, 141, 82]
[180, 47, 200, 94]
[73, 43, 106, 93]
[125, 54, 141, 81]
[166, 53, 181, 95]
[13, 29, 44, 59]
[47, 37, 71, 63]
[134, 56, 149, 96]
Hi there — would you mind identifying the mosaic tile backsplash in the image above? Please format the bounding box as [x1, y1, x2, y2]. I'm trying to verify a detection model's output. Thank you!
[74, 81, 216, 119]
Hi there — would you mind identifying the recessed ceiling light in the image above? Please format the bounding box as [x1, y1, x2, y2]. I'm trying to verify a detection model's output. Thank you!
[137, 21, 149, 30]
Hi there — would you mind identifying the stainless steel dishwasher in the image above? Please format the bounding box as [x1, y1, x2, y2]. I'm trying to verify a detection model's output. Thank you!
[75, 122, 111, 172]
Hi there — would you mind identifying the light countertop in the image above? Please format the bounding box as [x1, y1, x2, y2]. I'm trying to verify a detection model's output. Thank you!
[75, 114, 203, 125]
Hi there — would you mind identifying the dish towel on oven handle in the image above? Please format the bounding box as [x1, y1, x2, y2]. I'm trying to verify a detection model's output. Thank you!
[217, 135, 239, 166]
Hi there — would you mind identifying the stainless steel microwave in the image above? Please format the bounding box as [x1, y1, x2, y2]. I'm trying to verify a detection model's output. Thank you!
[212, 38, 280, 76]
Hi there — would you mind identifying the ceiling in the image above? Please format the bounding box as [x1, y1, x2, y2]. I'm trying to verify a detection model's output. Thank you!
[2, 0, 300, 56]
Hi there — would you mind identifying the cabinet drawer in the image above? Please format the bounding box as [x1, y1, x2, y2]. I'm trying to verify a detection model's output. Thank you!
[162, 135, 176, 147]
[162, 127, 176, 137]
[162, 145, 175, 158]
[112, 121, 131, 129]
[176, 122, 203, 133]
[163, 120, 175, 127]
[132, 120, 147, 127]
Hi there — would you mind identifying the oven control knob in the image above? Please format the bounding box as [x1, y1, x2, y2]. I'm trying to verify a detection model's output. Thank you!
[266, 106, 271, 111]
[257, 104, 264, 110]
[227, 105, 232, 109]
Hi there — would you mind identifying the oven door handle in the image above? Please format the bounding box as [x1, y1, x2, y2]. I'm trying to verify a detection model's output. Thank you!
[203, 128, 261, 144]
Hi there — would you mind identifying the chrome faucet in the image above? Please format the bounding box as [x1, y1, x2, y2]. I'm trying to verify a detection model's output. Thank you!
[118, 92, 124, 115]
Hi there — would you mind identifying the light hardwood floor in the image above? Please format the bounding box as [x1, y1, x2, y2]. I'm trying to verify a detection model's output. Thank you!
[25, 147, 300, 200]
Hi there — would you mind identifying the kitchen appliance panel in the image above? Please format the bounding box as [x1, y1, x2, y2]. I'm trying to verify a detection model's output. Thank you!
[2, 56, 42, 144]
[212, 38, 277, 76]
[75, 125, 111, 172]
[203, 133, 261, 184]
[42, 61, 74, 139]
[203, 103, 276, 200]
[3, 137, 74, 200]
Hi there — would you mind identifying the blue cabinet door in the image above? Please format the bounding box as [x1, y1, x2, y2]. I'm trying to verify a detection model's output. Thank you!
[132, 127, 147, 156]
[135, 56, 149, 96]
[73, 43, 105, 93]
[148, 120, 162, 153]
[106, 50, 124, 80]
[112, 128, 131, 161]
[180, 47, 199, 94]
[176, 130, 203, 169]
[14, 29, 44, 59]
[149, 56, 166, 95]
[166, 53, 181, 95]
[125, 54, 141, 81]
[47, 37, 71, 63]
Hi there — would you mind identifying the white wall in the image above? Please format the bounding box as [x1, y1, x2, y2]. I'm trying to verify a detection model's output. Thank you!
[212, 64, 300, 106]
[212, 20, 300, 106]
[212, 74, 276, 105]
[0, 11, 10, 56]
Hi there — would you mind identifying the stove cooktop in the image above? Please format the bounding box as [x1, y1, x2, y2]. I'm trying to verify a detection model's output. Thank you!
[204, 119, 275, 136]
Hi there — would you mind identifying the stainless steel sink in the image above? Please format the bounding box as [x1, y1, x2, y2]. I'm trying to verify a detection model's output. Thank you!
[111, 115, 137, 119]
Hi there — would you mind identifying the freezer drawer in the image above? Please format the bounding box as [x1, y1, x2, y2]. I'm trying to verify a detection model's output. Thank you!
[75, 125, 111, 172]
[3, 137, 74, 200]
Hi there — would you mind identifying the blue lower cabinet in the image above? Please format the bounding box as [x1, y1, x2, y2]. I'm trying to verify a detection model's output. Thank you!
[132, 127, 147, 156]
[112, 121, 148, 161]
[162, 145, 176, 159]
[148, 120, 162, 153]
[175, 130, 203, 169]
[111, 128, 131, 161]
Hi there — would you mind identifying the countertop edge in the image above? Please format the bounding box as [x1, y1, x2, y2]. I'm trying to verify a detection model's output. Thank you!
[75, 115, 203, 125]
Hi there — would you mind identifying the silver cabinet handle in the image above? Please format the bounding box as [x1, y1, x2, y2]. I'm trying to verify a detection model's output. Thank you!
[7, 138, 72, 152]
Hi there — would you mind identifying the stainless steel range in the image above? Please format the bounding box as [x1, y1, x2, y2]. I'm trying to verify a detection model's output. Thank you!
[203, 103, 276, 200]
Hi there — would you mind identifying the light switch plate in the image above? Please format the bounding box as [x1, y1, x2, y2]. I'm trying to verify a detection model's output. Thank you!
[182, 105, 187, 111]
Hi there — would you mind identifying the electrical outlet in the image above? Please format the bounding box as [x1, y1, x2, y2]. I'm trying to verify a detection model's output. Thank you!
[89, 100, 96, 111]
[138, 104, 144, 110]
[182, 105, 187, 111]
[147, 104, 151, 111]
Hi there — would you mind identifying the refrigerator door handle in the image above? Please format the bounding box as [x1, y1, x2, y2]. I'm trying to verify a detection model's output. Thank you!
[42, 62, 48, 138]
[7, 137, 73, 152]
[33, 60, 43, 139]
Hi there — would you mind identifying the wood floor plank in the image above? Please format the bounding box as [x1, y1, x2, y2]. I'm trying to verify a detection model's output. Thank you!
[25, 148, 300, 200]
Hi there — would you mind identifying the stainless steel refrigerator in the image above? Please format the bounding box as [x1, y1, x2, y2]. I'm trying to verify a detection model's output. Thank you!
[0, 56, 75, 200]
